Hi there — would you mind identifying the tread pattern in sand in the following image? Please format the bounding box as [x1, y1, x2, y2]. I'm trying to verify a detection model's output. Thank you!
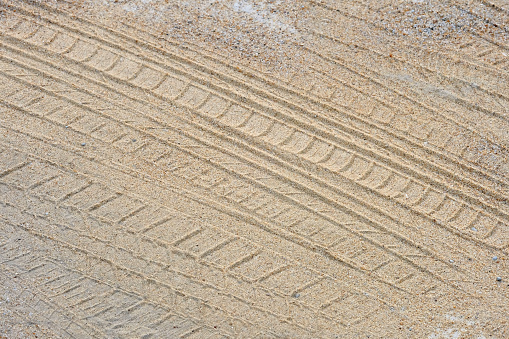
[0, 0, 508, 337]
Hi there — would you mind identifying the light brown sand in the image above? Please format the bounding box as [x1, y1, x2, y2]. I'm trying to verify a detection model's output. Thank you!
[0, 0, 508, 337]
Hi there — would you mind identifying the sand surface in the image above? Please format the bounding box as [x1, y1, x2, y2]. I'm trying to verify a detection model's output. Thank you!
[0, 0, 508, 337]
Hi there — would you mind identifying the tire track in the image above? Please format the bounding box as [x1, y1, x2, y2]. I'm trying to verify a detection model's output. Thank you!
[89, 0, 508, 178]
[0, 90, 504, 339]
[308, 0, 509, 99]
[5, 0, 508, 200]
[305, 3, 509, 147]
[443, 0, 509, 72]
[0, 49, 492, 298]
[352, 0, 509, 75]
[0, 146, 404, 337]
[0, 219, 232, 339]
[0, 83, 438, 304]
[2, 100, 506, 335]
[1, 2, 508, 335]
[0, 20, 508, 260]
[4, 108, 484, 338]
[0, 98, 420, 310]
[1, 33, 506, 302]
[0, 262, 96, 339]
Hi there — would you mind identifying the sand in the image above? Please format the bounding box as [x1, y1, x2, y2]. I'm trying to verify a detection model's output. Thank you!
[0, 0, 508, 337]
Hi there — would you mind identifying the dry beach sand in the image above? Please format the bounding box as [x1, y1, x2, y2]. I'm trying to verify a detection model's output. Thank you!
[1, 0, 509, 337]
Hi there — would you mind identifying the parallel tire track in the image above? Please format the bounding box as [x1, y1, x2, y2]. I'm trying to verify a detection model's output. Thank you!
[5, 0, 509, 199]
[0, 42, 491, 296]
[0, 143, 404, 338]
[0, 12, 507, 259]
[1, 1, 508, 337]
[0, 23, 505, 309]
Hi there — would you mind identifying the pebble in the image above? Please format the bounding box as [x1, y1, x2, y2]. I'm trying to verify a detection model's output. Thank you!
[294, 293, 300, 298]
[496, 277, 502, 282]
[493, 256, 498, 261]
[81, 143, 86, 146]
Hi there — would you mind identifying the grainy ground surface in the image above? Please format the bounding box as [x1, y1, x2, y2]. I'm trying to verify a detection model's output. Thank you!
[0, 0, 509, 337]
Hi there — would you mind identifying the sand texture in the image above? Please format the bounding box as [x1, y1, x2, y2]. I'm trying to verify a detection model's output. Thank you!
[0, 0, 508, 337]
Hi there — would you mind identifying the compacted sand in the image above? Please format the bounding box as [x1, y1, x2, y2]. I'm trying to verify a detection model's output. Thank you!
[1, 0, 509, 337]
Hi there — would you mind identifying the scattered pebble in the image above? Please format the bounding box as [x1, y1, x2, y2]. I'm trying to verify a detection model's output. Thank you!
[81, 143, 86, 146]
[471, 227, 477, 232]
[496, 277, 502, 282]
[449, 259, 454, 263]
[294, 293, 300, 298]
[493, 256, 498, 261]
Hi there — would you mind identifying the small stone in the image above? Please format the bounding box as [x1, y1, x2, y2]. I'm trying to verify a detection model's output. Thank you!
[81, 143, 86, 146]
[449, 259, 454, 263]
[493, 256, 498, 261]
[471, 227, 478, 232]
[294, 293, 300, 298]
[496, 277, 502, 282]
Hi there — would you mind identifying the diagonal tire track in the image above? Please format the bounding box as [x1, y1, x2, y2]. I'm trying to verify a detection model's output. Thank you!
[4, 0, 509, 201]
[0, 27, 504, 274]
[0, 56, 488, 300]
[1, 1, 509, 337]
